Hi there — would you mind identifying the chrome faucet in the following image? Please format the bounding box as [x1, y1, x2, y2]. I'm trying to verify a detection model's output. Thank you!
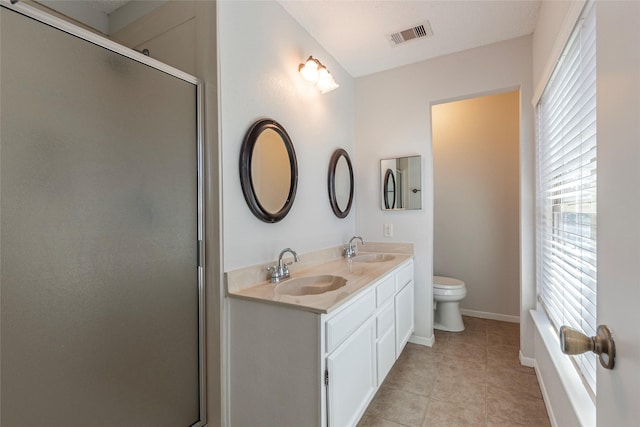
[267, 248, 300, 283]
[344, 236, 365, 259]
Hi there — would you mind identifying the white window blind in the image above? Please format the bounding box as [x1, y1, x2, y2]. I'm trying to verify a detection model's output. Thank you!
[536, 2, 597, 395]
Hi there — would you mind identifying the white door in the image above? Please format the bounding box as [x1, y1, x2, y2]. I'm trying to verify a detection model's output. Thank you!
[596, 2, 640, 425]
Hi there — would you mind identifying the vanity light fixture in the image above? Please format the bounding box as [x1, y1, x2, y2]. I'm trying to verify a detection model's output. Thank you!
[298, 56, 339, 94]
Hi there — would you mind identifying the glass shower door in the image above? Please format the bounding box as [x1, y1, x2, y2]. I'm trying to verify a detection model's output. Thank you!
[0, 5, 203, 426]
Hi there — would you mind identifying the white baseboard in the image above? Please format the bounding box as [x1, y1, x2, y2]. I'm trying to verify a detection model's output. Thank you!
[460, 309, 520, 323]
[519, 350, 535, 368]
[408, 333, 434, 347]
[534, 358, 559, 427]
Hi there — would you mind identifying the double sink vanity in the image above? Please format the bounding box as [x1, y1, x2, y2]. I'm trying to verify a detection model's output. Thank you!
[232, 118, 420, 426]
[226, 242, 415, 427]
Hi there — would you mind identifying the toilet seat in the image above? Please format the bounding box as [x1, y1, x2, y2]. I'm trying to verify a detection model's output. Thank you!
[433, 275, 465, 290]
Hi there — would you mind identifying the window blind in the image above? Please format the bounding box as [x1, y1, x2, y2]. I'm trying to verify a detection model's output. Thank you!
[536, 1, 597, 395]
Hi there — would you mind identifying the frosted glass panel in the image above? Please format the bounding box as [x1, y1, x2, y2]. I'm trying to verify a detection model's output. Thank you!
[1, 7, 200, 427]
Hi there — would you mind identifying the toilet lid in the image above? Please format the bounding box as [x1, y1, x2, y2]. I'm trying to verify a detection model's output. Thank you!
[433, 276, 465, 289]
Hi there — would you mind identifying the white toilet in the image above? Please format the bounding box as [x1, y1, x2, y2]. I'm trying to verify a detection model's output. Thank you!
[433, 276, 467, 332]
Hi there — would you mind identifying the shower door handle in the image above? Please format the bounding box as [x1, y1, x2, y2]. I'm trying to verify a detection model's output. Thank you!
[559, 324, 616, 369]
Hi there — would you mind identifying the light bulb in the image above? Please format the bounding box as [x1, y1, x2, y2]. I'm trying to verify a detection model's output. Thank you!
[317, 65, 330, 80]
[299, 58, 319, 82]
[316, 67, 339, 93]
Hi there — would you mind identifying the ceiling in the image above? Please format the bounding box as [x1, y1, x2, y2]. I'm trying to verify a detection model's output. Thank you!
[279, 0, 541, 77]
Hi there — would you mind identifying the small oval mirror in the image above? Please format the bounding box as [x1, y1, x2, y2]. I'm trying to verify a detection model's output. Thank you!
[240, 119, 298, 223]
[383, 168, 396, 209]
[328, 149, 353, 218]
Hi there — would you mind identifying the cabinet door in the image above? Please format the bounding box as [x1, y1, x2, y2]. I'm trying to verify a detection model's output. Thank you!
[395, 281, 414, 355]
[326, 319, 376, 427]
[377, 328, 396, 385]
[376, 302, 396, 385]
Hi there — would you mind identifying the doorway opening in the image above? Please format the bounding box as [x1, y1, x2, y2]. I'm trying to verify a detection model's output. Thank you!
[431, 90, 520, 323]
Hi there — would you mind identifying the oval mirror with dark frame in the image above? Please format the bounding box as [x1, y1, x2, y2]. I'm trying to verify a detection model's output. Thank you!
[328, 148, 354, 218]
[240, 118, 298, 223]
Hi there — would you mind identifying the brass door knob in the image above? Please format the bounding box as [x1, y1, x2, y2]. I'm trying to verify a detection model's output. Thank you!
[559, 325, 615, 369]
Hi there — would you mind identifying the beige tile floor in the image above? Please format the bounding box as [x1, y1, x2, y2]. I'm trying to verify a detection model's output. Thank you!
[358, 316, 551, 427]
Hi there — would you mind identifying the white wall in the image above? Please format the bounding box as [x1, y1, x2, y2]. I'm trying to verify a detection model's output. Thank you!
[218, 1, 355, 271]
[355, 36, 535, 350]
[432, 91, 520, 319]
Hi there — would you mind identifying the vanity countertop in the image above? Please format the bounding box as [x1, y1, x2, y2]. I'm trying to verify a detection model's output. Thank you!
[227, 253, 413, 314]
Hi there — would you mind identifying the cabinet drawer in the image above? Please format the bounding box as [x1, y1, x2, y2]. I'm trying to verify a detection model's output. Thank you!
[395, 261, 414, 292]
[376, 301, 394, 338]
[326, 291, 375, 353]
[376, 275, 395, 307]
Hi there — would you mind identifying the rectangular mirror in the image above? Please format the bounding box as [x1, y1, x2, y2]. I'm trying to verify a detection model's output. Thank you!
[381, 155, 422, 210]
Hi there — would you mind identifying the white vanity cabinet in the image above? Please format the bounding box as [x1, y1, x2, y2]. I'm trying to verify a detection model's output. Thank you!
[228, 258, 414, 427]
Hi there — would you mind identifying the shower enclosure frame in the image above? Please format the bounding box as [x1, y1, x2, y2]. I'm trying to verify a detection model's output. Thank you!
[0, 1, 207, 425]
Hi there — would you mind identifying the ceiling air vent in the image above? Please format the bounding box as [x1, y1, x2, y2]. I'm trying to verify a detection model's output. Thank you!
[387, 21, 433, 47]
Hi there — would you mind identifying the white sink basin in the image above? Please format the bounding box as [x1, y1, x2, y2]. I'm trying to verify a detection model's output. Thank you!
[351, 253, 396, 263]
[275, 275, 347, 296]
